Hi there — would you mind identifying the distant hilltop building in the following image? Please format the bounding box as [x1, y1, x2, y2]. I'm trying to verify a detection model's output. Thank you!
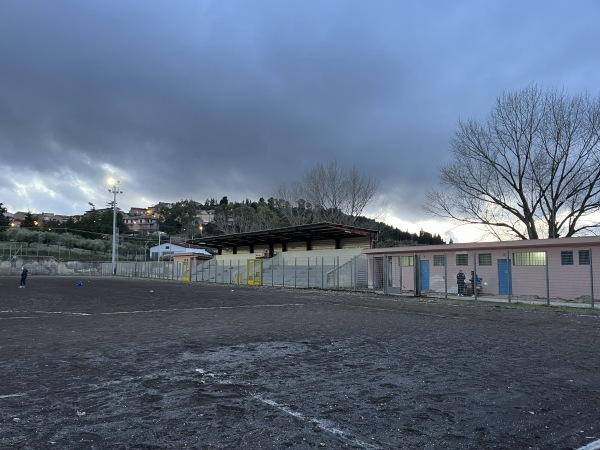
[123, 207, 159, 235]
[6, 211, 70, 228]
[3, 204, 215, 233]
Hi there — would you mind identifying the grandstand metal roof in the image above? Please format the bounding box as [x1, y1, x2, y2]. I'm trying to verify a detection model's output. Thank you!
[189, 222, 378, 252]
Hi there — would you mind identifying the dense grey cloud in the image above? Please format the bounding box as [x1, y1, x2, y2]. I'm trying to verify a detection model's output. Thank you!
[1, 0, 599, 240]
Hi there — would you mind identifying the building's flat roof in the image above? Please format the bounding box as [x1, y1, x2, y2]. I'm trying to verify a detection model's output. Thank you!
[189, 222, 378, 250]
[362, 235, 600, 254]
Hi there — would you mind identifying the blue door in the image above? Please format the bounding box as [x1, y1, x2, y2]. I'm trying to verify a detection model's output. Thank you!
[498, 259, 512, 295]
[420, 260, 430, 291]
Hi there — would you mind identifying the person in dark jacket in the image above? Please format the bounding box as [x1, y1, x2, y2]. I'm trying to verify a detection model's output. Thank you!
[456, 270, 466, 296]
[470, 271, 482, 296]
[19, 266, 28, 288]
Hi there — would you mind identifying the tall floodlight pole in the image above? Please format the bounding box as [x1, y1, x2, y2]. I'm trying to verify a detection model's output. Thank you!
[108, 179, 122, 275]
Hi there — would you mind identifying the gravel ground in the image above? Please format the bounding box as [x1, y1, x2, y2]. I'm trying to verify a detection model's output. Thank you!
[1, 276, 599, 449]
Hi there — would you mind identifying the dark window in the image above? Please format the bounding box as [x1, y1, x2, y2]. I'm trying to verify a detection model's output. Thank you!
[456, 254, 468, 266]
[433, 255, 445, 266]
[561, 251, 573, 265]
[579, 250, 590, 265]
[478, 253, 492, 266]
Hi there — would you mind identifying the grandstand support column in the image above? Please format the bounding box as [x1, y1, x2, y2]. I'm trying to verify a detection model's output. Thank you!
[108, 178, 123, 275]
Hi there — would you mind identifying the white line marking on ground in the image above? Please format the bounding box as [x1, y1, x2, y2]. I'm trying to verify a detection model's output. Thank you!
[578, 438, 600, 450]
[0, 311, 92, 317]
[252, 394, 380, 450]
[39, 311, 91, 315]
[100, 303, 305, 315]
[0, 304, 304, 318]
[0, 317, 36, 320]
[0, 393, 26, 399]
[29, 311, 92, 316]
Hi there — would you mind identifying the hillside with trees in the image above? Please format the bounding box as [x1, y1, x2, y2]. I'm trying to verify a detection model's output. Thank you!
[156, 197, 444, 247]
[1, 161, 444, 259]
[1, 196, 443, 262]
[153, 161, 444, 247]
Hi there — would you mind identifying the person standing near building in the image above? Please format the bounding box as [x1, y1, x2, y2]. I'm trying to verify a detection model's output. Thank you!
[470, 271, 482, 296]
[19, 266, 28, 288]
[456, 270, 466, 296]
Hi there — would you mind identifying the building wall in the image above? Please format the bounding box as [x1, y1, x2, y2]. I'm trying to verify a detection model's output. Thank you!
[287, 241, 308, 251]
[364, 237, 600, 300]
[341, 236, 371, 249]
[312, 239, 336, 250]
[218, 238, 367, 255]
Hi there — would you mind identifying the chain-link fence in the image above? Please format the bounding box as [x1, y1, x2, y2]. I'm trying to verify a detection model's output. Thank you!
[110, 254, 370, 290]
[367, 249, 598, 308]
[4, 249, 598, 308]
[0, 256, 104, 277]
[0, 254, 370, 291]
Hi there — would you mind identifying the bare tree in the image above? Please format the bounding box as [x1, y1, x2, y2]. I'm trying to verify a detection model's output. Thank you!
[306, 161, 345, 222]
[253, 201, 281, 230]
[345, 166, 380, 220]
[230, 205, 257, 233]
[425, 84, 600, 239]
[211, 207, 234, 234]
[273, 182, 313, 226]
[276, 161, 380, 225]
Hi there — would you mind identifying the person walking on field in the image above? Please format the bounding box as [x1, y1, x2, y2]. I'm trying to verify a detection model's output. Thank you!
[456, 269, 466, 296]
[19, 266, 28, 288]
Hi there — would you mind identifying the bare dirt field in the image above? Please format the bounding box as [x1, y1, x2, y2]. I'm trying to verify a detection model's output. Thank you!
[1, 276, 599, 449]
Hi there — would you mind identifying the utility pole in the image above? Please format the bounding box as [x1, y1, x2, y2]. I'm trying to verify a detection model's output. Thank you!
[108, 179, 123, 275]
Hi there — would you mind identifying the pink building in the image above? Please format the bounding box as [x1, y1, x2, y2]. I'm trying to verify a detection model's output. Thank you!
[363, 236, 600, 303]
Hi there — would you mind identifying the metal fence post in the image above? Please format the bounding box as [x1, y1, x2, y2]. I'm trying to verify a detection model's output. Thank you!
[590, 249, 595, 308]
[473, 251, 477, 301]
[444, 253, 448, 298]
[371, 256, 375, 292]
[337, 256, 340, 289]
[414, 254, 420, 297]
[351, 257, 355, 290]
[507, 250, 512, 303]
[399, 256, 403, 296]
[383, 255, 388, 295]
[545, 250, 550, 306]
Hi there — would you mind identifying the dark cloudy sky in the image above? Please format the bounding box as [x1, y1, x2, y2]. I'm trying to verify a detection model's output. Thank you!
[1, 1, 599, 241]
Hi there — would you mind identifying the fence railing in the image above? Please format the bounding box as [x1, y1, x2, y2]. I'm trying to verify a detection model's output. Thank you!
[368, 250, 598, 308]
[3, 251, 598, 308]
[0, 255, 370, 291]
